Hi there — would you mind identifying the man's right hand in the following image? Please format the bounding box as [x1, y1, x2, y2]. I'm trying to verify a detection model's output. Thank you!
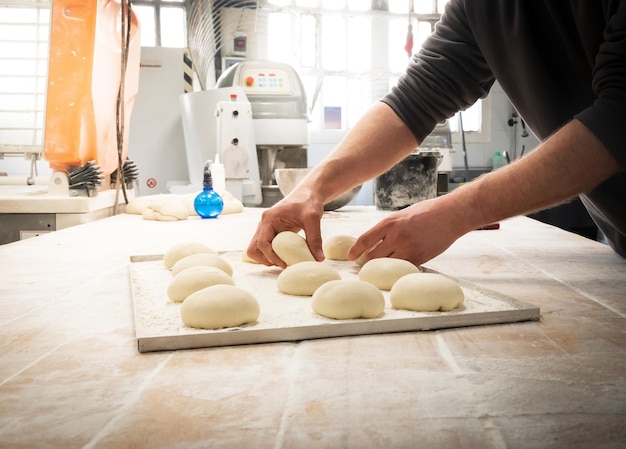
[246, 188, 326, 268]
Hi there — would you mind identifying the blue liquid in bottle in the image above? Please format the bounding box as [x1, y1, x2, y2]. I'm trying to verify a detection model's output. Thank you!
[194, 161, 224, 219]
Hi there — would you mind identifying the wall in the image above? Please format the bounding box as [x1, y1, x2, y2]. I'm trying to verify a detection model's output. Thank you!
[450, 82, 539, 170]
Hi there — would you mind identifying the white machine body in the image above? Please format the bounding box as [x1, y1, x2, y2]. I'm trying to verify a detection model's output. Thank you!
[179, 87, 262, 206]
[253, 119, 308, 146]
[215, 99, 261, 203]
[215, 60, 309, 206]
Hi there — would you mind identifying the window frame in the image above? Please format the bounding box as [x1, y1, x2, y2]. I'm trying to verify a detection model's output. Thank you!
[0, 1, 50, 156]
[262, 1, 489, 143]
[131, 0, 189, 47]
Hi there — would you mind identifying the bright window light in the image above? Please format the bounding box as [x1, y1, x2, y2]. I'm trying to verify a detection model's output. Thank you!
[300, 14, 316, 68]
[346, 16, 370, 72]
[133, 5, 156, 47]
[160, 6, 186, 47]
[268, 12, 293, 63]
[322, 16, 346, 71]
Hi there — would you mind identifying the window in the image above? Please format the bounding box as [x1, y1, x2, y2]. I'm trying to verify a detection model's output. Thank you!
[263, 0, 485, 137]
[0, 2, 50, 155]
[131, 0, 188, 47]
[0, 0, 187, 163]
[0, 0, 486, 162]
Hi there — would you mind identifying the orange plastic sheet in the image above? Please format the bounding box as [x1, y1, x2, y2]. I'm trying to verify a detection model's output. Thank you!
[44, 0, 141, 176]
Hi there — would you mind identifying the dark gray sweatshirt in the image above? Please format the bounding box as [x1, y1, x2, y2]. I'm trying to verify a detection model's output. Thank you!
[382, 0, 626, 257]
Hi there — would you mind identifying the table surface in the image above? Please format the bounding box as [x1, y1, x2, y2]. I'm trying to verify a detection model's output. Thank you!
[1, 207, 624, 449]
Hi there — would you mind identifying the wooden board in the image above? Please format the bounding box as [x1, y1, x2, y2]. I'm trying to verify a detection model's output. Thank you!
[129, 252, 540, 352]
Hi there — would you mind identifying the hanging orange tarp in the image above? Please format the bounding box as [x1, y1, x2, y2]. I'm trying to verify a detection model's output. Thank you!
[44, 0, 141, 176]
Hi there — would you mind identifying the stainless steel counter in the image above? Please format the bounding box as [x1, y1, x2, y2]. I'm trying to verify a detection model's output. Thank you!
[0, 207, 624, 448]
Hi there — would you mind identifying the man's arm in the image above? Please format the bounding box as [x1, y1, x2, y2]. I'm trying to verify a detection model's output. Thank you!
[348, 118, 621, 266]
[247, 102, 418, 267]
[299, 102, 419, 205]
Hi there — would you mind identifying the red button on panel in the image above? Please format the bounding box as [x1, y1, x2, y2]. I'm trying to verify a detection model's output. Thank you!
[245, 76, 254, 87]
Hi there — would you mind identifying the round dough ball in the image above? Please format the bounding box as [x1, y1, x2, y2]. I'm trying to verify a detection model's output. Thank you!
[272, 231, 315, 266]
[167, 266, 234, 303]
[171, 253, 233, 277]
[311, 279, 385, 320]
[358, 257, 420, 290]
[181, 284, 260, 330]
[323, 235, 356, 261]
[163, 241, 217, 269]
[277, 261, 341, 296]
[390, 273, 464, 312]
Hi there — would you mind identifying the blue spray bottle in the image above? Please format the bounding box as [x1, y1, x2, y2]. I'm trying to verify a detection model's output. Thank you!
[194, 160, 224, 219]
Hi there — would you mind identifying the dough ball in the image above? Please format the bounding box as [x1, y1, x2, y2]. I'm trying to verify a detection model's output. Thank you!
[167, 266, 234, 303]
[277, 261, 341, 296]
[181, 284, 260, 330]
[358, 257, 420, 290]
[271, 231, 315, 266]
[311, 279, 385, 320]
[323, 235, 356, 261]
[390, 273, 464, 312]
[171, 253, 233, 277]
[163, 241, 218, 269]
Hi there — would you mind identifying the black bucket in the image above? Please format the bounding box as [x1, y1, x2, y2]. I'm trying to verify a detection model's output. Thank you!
[375, 151, 442, 211]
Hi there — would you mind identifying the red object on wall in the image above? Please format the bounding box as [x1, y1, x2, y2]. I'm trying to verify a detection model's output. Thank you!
[404, 24, 414, 58]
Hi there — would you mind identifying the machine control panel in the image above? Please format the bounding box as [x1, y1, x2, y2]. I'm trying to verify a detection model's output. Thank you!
[240, 67, 293, 95]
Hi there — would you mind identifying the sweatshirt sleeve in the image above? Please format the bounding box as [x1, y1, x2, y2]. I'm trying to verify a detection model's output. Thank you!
[381, 0, 495, 144]
[574, 1, 626, 169]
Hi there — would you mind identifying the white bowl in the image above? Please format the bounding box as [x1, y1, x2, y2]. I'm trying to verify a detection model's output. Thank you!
[274, 168, 362, 211]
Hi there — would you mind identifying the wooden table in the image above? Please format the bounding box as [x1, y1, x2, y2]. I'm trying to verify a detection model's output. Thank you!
[1, 207, 624, 448]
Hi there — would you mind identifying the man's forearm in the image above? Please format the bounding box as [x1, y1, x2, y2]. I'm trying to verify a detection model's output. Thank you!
[302, 102, 419, 204]
[450, 119, 621, 233]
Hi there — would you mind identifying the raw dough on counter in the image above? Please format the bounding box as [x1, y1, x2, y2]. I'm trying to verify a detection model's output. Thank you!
[390, 273, 464, 312]
[358, 257, 420, 290]
[127, 192, 244, 221]
[163, 241, 218, 269]
[272, 231, 316, 266]
[143, 200, 189, 221]
[277, 261, 341, 296]
[181, 284, 260, 330]
[323, 235, 356, 261]
[171, 253, 233, 277]
[167, 266, 234, 303]
[125, 194, 166, 215]
[311, 279, 385, 320]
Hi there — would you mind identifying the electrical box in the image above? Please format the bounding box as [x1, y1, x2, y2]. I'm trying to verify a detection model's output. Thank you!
[233, 35, 247, 53]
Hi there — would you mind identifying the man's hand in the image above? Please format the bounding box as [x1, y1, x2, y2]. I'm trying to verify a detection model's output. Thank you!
[246, 190, 326, 268]
[348, 195, 467, 267]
